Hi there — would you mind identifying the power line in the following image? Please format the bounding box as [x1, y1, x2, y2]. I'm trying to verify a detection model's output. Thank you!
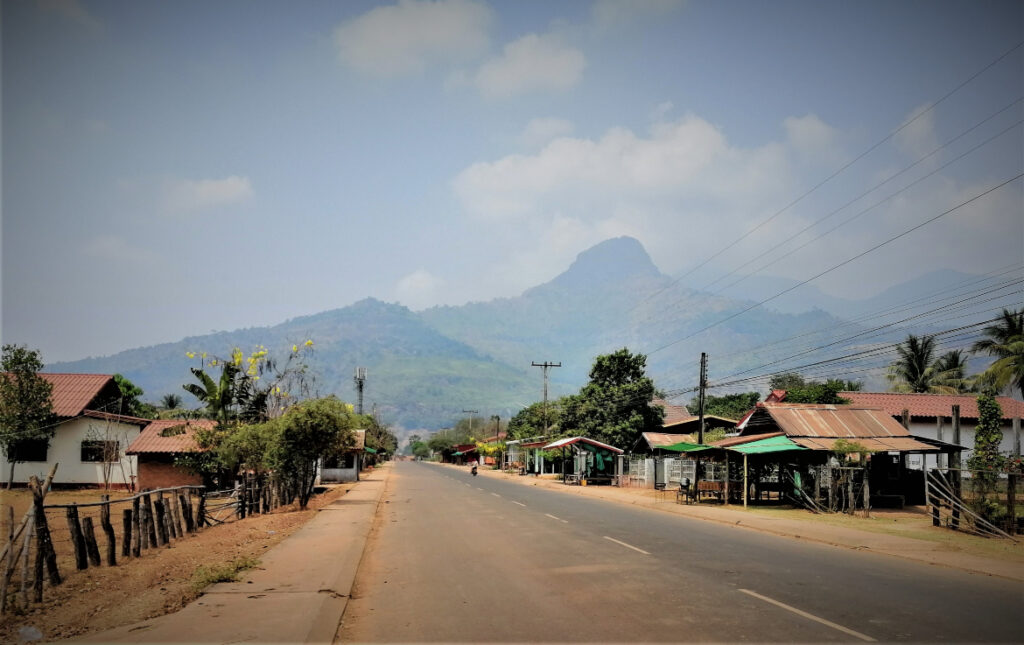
[626, 38, 1024, 315]
[646, 172, 1023, 356]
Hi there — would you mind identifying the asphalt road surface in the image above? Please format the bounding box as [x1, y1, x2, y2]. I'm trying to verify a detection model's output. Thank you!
[336, 461, 1022, 642]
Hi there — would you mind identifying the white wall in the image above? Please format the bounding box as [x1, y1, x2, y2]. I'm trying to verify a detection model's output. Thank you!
[1, 417, 142, 487]
[909, 418, 1022, 471]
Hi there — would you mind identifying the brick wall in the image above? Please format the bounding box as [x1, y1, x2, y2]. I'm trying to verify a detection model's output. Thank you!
[137, 457, 201, 490]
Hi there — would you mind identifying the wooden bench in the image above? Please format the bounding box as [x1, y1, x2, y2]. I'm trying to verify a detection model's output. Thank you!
[697, 480, 725, 502]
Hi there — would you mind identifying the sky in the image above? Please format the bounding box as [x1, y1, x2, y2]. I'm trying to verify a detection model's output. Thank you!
[2, 0, 1022, 363]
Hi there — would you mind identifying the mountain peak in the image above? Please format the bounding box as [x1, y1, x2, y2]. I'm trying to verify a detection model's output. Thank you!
[549, 237, 663, 290]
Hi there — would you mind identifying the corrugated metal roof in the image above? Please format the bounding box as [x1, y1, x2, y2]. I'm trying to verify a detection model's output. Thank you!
[840, 392, 1024, 421]
[35, 373, 117, 417]
[711, 432, 784, 448]
[542, 436, 624, 454]
[642, 432, 697, 448]
[728, 434, 806, 455]
[747, 403, 911, 439]
[126, 419, 216, 454]
[791, 436, 937, 452]
[652, 398, 691, 426]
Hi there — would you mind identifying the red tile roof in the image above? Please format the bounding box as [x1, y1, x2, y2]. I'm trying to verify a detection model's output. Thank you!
[38, 373, 119, 417]
[126, 419, 216, 454]
[840, 392, 1024, 421]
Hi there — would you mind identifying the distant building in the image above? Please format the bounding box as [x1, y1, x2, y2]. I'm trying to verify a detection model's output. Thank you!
[126, 418, 216, 490]
[321, 429, 366, 483]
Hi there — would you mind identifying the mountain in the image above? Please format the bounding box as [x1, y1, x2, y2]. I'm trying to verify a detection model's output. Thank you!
[52, 237, 861, 430]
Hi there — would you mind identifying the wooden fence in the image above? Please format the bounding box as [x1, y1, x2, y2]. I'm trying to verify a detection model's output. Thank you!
[0, 470, 297, 615]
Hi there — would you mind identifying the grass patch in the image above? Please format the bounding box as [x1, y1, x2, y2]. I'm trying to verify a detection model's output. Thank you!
[191, 556, 260, 592]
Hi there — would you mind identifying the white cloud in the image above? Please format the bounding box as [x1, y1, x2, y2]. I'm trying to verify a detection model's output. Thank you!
[894, 104, 940, 160]
[473, 33, 585, 98]
[518, 117, 575, 148]
[36, 0, 103, 34]
[591, 0, 686, 32]
[396, 269, 445, 310]
[163, 175, 253, 213]
[784, 114, 837, 155]
[82, 235, 155, 265]
[334, 0, 492, 77]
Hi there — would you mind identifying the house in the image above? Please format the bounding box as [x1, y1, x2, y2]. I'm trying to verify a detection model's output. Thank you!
[735, 402, 961, 505]
[653, 396, 736, 437]
[320, 429, 366, 483]
[839, 392, 1024, 465]
[125, 418, 216, 490]
[0, 373, 150, 489]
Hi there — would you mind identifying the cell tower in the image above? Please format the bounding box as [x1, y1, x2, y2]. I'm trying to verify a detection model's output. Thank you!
[354, 367, 367, 415]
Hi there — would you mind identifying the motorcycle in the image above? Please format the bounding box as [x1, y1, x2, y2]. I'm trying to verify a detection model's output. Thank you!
[471, 465, 478, 476]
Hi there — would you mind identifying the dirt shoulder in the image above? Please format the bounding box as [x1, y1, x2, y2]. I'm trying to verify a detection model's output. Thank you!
[0, 482, 357, 643]
[453, 463, 1024, 580]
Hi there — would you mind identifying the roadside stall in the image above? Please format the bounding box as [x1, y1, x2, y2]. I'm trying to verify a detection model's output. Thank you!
[542, 437, 624, 485]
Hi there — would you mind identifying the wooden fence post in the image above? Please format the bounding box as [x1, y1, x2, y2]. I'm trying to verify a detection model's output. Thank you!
[153, 499, 169, 547]
[132, 497, 142, 556]
[28, 469, 61, 598]
[121, 509, 132, 558]
[1, 505, 13, 615]
[143, 493, 158, 548]
[20, 514, 33, 608]
[100, 496, 116, 566]
[159, 493, 176, 540]
[139, 502, 151, 550]
[81, 517, 101, 567]
[66, 505, 88, 570]
[179, 493, 194, 533]
[196, 492, 206, 529]
[170, 492, 184, 538]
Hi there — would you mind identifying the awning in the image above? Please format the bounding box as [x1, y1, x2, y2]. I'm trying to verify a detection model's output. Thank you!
[364, 447, 377, 454]
[791, 436, 937, 452]
[660, 441, 716, 453]
[727, 434, 806, 455]
[451, 451, 463, 456]
[542, 436, 624, 454]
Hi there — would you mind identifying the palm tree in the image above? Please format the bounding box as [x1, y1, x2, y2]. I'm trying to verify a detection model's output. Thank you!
[972, 308, 1024, 396]
[182, 364, 239, 425]
[887, 334, 957, 394]
[161, 393, 182, 410]
[931, 349, 975, 394]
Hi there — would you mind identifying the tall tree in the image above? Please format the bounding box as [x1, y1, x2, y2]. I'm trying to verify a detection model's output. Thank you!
[972, 308, 1024, 397]
[887, 334, 949, 394]
[559, 348, 663, 450]
[183, 364, 240, 426]
[0, 345, 56, 489]
[931, 349, 976, 394]
[690, 392, 760, 420]
[270, 397, 355, 508]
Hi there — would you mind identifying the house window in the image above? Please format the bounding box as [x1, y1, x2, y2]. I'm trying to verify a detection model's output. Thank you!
[81, 440, 119, 463]
[11, 439, 48, 462]
[342, 453, 357, 469]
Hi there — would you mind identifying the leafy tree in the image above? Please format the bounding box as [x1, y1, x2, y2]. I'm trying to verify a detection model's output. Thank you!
[769, 373, 861, 396]
[972, 308, 1024, 397]
[0, 345, 56, 489]
[559, 348, 663, 450]
[769, 372, 808, 391]
[931, 349, 976, 394]
[161, 393, 183, 410]
[183, 363, 240, 425]
[966, 392, 1005, 520]
[410, 440, 430, 459]
[507, 399, 567, 440]
[112, 374, 156, 418]
[270, 397, 355, 509]
[785, 380, 852, 404]
[690, 392, 759, 420]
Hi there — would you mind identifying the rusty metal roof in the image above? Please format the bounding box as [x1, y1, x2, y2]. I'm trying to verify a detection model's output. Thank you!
[840, 392, 1024, 420]
[652, 398, 691, 426]
[126, 419, 216, 454]
[791, 436, 938, 452]
[642, 432, 697, 448]
[543, 436, 624, 454]
[744, 403, 912, 439]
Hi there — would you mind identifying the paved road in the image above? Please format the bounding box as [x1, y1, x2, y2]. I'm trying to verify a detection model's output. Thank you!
[337, 462, 1022, 643]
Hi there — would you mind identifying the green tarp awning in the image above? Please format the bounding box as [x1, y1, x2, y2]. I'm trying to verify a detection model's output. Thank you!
[451, 451, 463, 456]
[727, 435, 806, 455]
[661, 441, 715, 453]
[364, 447, 377, 454]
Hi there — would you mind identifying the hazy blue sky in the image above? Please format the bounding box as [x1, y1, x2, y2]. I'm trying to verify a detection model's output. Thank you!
[3, 0, 1022, 362]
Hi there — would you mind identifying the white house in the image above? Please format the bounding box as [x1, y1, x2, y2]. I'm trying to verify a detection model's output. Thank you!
[839, 392, 1024, 470]
[320, 429, 366, 484]
[1, 373, 149, 489]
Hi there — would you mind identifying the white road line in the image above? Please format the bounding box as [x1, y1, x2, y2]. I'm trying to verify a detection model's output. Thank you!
[476, 487, 484, 491]
[603, 536, 650, 555]
[491, 492, 501, 498]
[738, 589, 876, 642]
[512, 501, 526, 507]
[545, 513, 568, 523]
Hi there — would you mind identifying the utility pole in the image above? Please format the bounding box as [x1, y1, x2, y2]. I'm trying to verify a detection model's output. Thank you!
[697, 353, 707, 445]
[462, 409, 479, 437]
[353, 367, 367, 415]
[531, 361, 561, 433]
